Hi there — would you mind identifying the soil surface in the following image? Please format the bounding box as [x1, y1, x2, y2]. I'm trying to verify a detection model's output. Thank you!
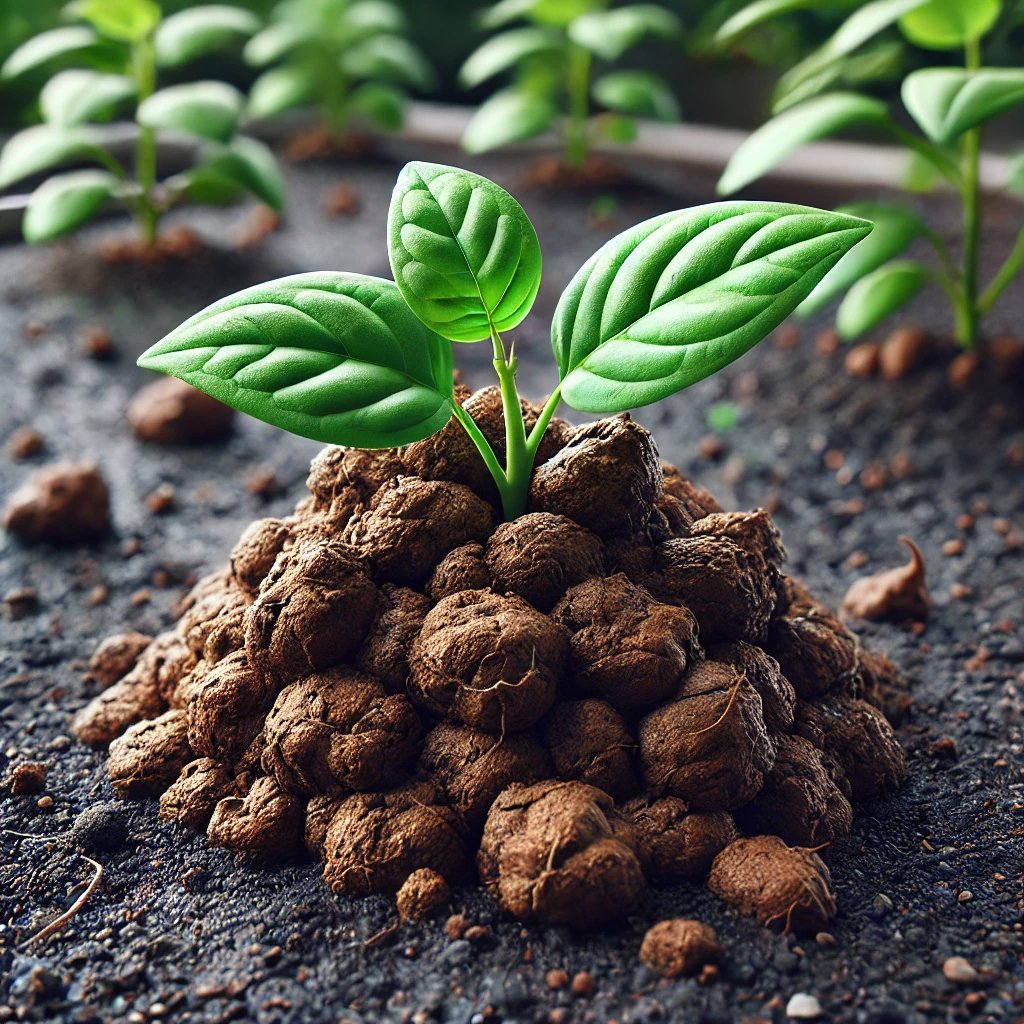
[1, 146, 1022, 1023]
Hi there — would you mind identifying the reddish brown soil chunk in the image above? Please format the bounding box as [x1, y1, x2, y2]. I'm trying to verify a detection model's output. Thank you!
[181, 581, 248, 666]
[857, 647, 912, 725]
[767, 613, 859, 700]
[485, 512, 604, 610]
[8, 762, 47, 795]
[427, 543, 492, 600]
[159, 758, 237, 831]
[650, 535, 777, 643]
[357, 585, 430, 691]
[207, 776, 305, 862]
[620, 797, 736, 882]
[8, 427, 45, 460]
[841, 537, 930, 623]
[529, 417, 662, 536]
[736, 736, 853, 846]
[663, 464, 721, 519]
[262, 669, 420, 795]
[542, 699, 637, 800]
[344, 477, 493, 585]
[244, 541, 379, 681]
[795, 696, 906, 800]
[552, 574, 700, 710]
[709, 835, 836, 934]
[639, 672, 776, 810]
[478, 781, 645, 928]
[410, 590, 566, 732]
[695, 643, 796, 736]
[321, 781, 470, 896]
[417, 722, 551, 829]
[230, 518, 292, 596]
[107, 710, 193, 797]
[128, 377, 234, 445]
[88, 631, 153, 688]
[640, 919, 723, 978]
[3, 462, 110, 544]
[397, 868, 450, 922]
[304, 446, 404, 524]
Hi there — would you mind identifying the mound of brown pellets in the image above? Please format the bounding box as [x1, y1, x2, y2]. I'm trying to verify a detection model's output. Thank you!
[75, 386, 907, 933]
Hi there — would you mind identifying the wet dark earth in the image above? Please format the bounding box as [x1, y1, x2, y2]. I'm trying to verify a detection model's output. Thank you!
[1, 146, 1022, 1023]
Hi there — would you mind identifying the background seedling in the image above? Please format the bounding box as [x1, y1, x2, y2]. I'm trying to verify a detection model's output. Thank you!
[0, 0, 284, 245]
[243, 0, 435, 138]
[715, 0, 1024, 351]
[137, 161, 871, 520]
[459, 0, 683, 167]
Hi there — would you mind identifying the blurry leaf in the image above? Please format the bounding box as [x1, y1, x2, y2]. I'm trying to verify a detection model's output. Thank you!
[349, 81, 406, 130]
[66, 0, 160, 43]
[592, 70, 680, 120]
[568, 4, 681, 60]
[23, 168, 118, 241]
[835, 260, 928, 338]
[0, 124, 101, 190]
[592, 112, 637, 142]
[899, 0, 1001, 49]
[155, 5, 260, 66]
[346, 0, 408, 35]
[531, 0, 605, 27]
[40, 69, 135, 125]
[706, 400, 739, 432]
[247, 66, 316, 119]
[342, 34, 434, 90]
[714, 0, 820, 47]
[459, 28, 561, 89]
[1007, 153, 1024, 196]
[903, 67, 1024, 143]
[182, 136, 285, 210]
[718, 92, 889, 195]
[773, 39, 904, 112]
[1, 26, 100, 79]
[479, 0, 537, 29]
[461, 88, 556, 153]
[243, 21, 315, 66]
[138, 82, 243, 143]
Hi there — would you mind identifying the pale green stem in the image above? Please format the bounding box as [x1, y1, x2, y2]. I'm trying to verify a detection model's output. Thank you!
[979, 225, 1024, 314]
[491, 327, 531, 520]
[564, 43, 592, 169]
[525, 385, 563, 460]
[957, 38, 983, 350]
[132, 35, 159, 245]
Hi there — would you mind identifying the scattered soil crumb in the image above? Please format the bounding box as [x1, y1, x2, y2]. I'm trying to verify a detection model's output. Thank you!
[639, 918, 723, 978]
[841, 536, 930, 623]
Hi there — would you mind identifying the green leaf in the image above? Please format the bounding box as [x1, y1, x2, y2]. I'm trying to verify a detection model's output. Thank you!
[714, 0, 820, 47]
[798, 201, 922, 315]
[40, 69, 135, 126]
[247, 66, 316, 119]
[531, 0, 606, 28]
[66, 0, 161, 42]
[243, 21, 315, 66]
[461, 88, 557, 154]
[350, 81, 406, 130]
[903, 67, 1024, 144]
[773, 39, 904, 112]
[905, 149, 942, 192]
[136, 273, 455, 450]
[341, 34, 434, 90]
[23, 169, 119, 242]
[479, 0, 538, 29]
[1, 26, 100, 79]
[138, 82, 244, 143]
[717, 92, 889, 195]
[899, 0, 1001, 49]
[459, 28, 561, 89]
[551, 201, 872, 413]
[181, 136, 285, 211]
[568, 4, 681, 61]
[388, 161, 542, 343]
[593, 112, 637, 143]
[1007, 153, 1024, 196]
[0, 124, 101, 190]
[706, 400, 739, 432]
[155, 5, 261, 66]
[773, 0, 925, 108]
[836, 260, 928, 338]
[592, 70, 679, 120]
[347, 0, 408, 35]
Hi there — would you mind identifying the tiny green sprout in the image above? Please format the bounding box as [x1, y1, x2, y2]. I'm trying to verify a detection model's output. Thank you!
[459, 0, 683, 168]
[137, 162, 871, 520]
[0, 0, 283, 245]
[242, 0, 435, 139]
[706, 401, 740, 434]
[715, 0, 1024, 352]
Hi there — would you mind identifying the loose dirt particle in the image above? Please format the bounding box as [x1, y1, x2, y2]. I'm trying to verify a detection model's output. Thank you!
[3, 462, 110, 544]
[88, 631, 153, 688]
[942, 956, 978, 983]
[128, 377, 235, 445]
[844, 342, 879, 378]
[396, 868, 450, 922]
[324, 181, 361, 217]
[947, 351, 980, 389]
[8, 427, 44, 460]
[4, 587, 40, 620]
[546, 969, 568, 990]
[814, 328, 839, 357]
[841, 536, 930, 623]
[8, 761, 47, 795]
[570, 972, 595, 998]
[943, 538, 964, 556]
[81, 325, 115, 360]
[639, 919, 723, 978]
[879, 325, 926, 380]
[146, 483, 176, 515]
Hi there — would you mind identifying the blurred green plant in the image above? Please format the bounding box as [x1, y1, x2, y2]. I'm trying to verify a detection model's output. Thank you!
[0, 0, 284, 245]
[242, 0, 435, 137]
[459, 0, 683, 167]
[716, 0, 1024, 352]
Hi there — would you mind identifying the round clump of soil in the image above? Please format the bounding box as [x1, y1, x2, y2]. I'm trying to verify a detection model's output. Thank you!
[74, 389, 907, 935]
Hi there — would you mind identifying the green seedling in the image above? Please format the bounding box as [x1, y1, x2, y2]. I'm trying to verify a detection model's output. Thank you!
[459, 0, 683, 167]
[137, 161, 871, 520]
[243, 0, 434, 138]
[716, 0, 1024, 351]
[0, 0, 283, 245]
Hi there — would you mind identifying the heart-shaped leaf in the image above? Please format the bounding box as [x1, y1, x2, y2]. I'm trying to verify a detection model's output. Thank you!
[155, 4, 261, 66]
[592, 70, 679, 120]
[717, 92, 889, 195]
[459, 28, 562, 89]
[1, 26, 101, 79]
[461, 88, 557, 154]
[0, 124, 102, 190]
[899, 0, 1000, 50]
[903, 67, 1024, 143]
[799, 201, 923, 315]
[836, 260, 928, 338]
[137, 273, 455, 449]
[41, 69, 135, 126]
[23, 169, 119, 242]
[138, 82, 243, 143]
[568, 4, 681, 61]
[551, 201, 872, 413]
[388, 161, 542, 342]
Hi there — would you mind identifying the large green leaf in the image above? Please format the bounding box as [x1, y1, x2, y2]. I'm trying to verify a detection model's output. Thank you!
[714, 0, 820, 47]
[388, 161, 542, 343]
[717, 92, 889, 195]
[899, 0, 1000, 49]
[460, 88, 557, 154]
[247, 66, 316, 119]
[136, 273, 455, 449]
[459, 28, 561, 89]
[341, 34, 434, 90]
[40, 69, 135, 126]
[551, 202, 872, 413]
[592, 70, 679, 120]
[23, 169, 119, 242]
[155, 5, 261, 66]
[67, 0, 161, 42]
[568, 4, 681, 61]
[903, 67, 1024, 143]
[798, 201, 922, 315]
[138, 82, 243, 143]
[0, 26, 100, 79]
[0, 124, 101, 190]
[180, 137, 285, 211]
[836, 260, 928, 338]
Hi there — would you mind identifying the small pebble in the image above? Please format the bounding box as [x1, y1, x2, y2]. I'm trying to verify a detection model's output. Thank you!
[786, 993, 823, 1018]
[570, 972, 594, 998]
[942, 956, 978, 983]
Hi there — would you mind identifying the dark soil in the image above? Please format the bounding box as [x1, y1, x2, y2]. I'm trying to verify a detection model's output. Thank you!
[1, 147, 1022, 1023]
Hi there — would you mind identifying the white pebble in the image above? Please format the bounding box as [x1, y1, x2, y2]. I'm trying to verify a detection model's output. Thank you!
[786, 993, 823, 1019]
[943, 956, 978, 983]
